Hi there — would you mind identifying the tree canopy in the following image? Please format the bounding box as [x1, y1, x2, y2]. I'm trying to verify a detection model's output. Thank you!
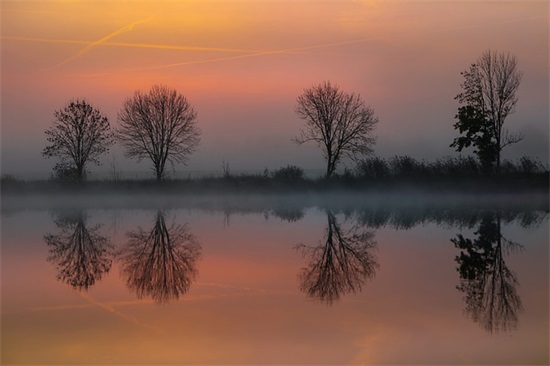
[116, 85, 201, 180]
[42, 100, 113, 181]
[451, 50, 523, 174]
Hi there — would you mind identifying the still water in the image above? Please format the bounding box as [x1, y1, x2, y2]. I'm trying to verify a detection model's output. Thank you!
[1, 194, 548, 365]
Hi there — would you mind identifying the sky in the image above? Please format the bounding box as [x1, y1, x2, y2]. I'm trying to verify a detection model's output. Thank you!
[1, 0, 548, 179]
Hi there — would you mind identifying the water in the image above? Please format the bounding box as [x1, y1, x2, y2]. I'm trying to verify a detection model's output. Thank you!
[1, 195, 548, 365]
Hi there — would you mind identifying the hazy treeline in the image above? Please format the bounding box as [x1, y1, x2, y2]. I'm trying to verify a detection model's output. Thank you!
[2, 155, 547, 195]
[354, 155, 548, 179]
[3, 191, 547, 230]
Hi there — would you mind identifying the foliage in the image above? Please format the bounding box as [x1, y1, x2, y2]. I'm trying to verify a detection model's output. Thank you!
[452, 213, 523, 333]
[451, 50, 523, 174]
[355, 155, 547, 181]
[294, 81, 378, 178]
[51, 162, 86, 182]
[116, 85, 201, 181]
[271, 165, 305, 182]
[42, 99, 113, 182]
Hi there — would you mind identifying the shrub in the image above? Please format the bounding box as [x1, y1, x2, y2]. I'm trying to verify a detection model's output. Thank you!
[51, 162, 86, 182]
[271, 165, 304, 182]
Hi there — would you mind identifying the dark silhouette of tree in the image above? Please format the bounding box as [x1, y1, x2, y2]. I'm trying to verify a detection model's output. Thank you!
[42, 100, 113, 182]
[452, 212, 523, 333]
[117, 210, 201, 303]
[272, 206, 305, 222]
[451, 50, 523, 174]
[44, 210, 113, 290]
[116, 85, 201, 181]
[294, 81, 378, 179]
[296, 210, 378, 305]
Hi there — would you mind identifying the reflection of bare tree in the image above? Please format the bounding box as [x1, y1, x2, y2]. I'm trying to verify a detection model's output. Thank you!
[297, 210, 378, 305]
[118, 210, 201, 304]
[44, 211, 113, 290]
[452, 212, 523, 333]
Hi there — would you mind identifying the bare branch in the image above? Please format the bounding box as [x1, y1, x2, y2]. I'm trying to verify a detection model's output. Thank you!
[452, 50, 523, 174]
[42, 100, 113, 181]
[294, 81, 378, 178]
[116, 85, 201, 180]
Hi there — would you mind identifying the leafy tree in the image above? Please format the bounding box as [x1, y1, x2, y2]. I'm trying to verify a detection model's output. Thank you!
[451, 50, 523, 174]
[116, 85, 201, 181]
[294, 81, 378, 179]
[452, 213, 523, 333]
[42, 100, 113, 182]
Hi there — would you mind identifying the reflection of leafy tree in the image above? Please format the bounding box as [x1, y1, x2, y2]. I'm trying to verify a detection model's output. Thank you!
[297, 211, 378, 305]
[452, 213, 523, 333]
[44, 211, 113, 290]
[118, 210, 201, 304]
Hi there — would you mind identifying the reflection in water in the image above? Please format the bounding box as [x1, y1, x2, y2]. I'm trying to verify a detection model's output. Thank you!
[272, 206, 305, 222]
[453, 212, 523, 333]
[44, 210, 113, 290]
[117, 210, 201, 304]
[297, 210, 378, 305]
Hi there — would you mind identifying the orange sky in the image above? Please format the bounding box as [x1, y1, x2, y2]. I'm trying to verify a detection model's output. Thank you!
[1, 1, 548, 178]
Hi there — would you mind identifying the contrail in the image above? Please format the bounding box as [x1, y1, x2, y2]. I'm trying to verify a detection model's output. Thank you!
[2, 35, 261, 53]
[51, 17, 151, 68]
[134, 14, 546, 71]
[77, 292, 159, 332]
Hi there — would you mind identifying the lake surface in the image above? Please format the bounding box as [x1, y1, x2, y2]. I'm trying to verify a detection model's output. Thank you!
[1, 194, 548, 365]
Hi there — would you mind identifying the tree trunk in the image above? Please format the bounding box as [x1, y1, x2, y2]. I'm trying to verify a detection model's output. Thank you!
[496, 151, 501, 176]
[77, 164, 84, 182]
[325, 151, 335, 179]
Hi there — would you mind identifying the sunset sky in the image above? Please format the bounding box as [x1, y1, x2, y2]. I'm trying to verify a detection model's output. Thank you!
[1, 0, 548, 178]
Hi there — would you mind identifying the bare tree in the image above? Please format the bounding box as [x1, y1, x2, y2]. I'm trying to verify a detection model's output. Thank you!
[116, 85, 201, 180]
[44, 210, 114, 291]
[42, 100, 113, 182]
[451, 50, 523, 174]
[294, 81, 378, 178]
[296, 210, 378, 305]
[117, 210, 201, 303]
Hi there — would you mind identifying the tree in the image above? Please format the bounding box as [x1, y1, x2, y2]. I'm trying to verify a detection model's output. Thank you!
[452, 212, 523, 333]
[294, 81, 378, 179]
[44, 210, 113, 290]
[117, 210, 201, 303]
[116, 85, 201, 180]
[451, 50, 523, 174]
[42, 100, 113, 182]
[296, 210, 378, 305]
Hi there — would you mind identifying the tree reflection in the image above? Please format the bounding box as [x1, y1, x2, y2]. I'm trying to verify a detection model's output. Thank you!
[44, 210, 113, 290]
[452, 212, 523, 333]
[297, 210, 378, 305]
[272, 206, 305, 222]
[118, 210, 201, 304]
